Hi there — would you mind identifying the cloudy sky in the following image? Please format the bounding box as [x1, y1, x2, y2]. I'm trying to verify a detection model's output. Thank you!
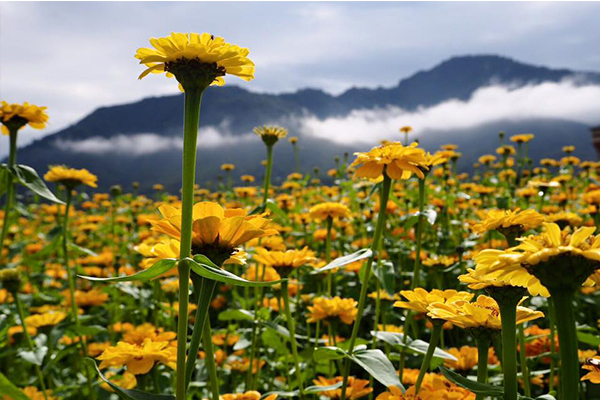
[2, 1, 600, 149]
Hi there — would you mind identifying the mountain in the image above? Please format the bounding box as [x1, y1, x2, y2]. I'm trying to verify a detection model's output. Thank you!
[15, 55, 600, 192]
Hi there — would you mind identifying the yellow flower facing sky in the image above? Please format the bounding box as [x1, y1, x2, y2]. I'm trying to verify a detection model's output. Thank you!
[151, 201, 278, 266]
[96, 338, 176, 375]
[44, 166, 98, 188]
[309, 202, 352, 221]
[351, 142, 429, 180]
[312, 376, 372, 400]
[135, 32, 254, 90]
[0, 101, 49, 135]
[307, 296, 358, 325]
[473, 208, 545, 235]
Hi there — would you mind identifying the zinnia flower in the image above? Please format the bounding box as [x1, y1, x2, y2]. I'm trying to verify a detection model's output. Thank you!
[312, 376, 372, 400]
[473, 208, 545, 235]
[351, 142, 429, 180]
[307, 296, 358, 325]
[309, 202, 352, 221]
[393, 288, 473, 315]
[426, 295, 543, 330]
[151, 201, 278, 266]
[97, 338, 175, 375]
[44, 166, 98, 188]
[135, 32, 254, 91]
[582, 357, 600, 384]
[253, 125, 288, 146]
[253, 247, 316, 277]
[0, 101, 49, 135]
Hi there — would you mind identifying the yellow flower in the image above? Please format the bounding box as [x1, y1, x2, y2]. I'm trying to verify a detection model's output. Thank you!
[151, 201, 278, 265]
[97, 338, 175, 375]
[253, 247, 316, 270]
[459, 266, 550, 298]
[475, 222, 600, 293]
[0, 101, 49, 135]
[121, 323, 176, 346]
[253, 125, 288, 146]
[426, 295, 543, 330]
[135, 32, 254, 90]
[2, 386, 56, 400]
[221, 163, 235, 171]
[221, 391, 277, 400]
[393, 288, 473, 314]
[351, 142, 428, 180]
[24, 311, 67, 328]
[510, 134, 535, 143]
[307, 296, 358, 325]
[444, 346, 498, 371]
[309, 202, 352, 221]
[44, 166, 98, 188]
[473, 209, 545, 235]
[100, 371, 137, 392]
[312, 376, 372, 400]
[582, 357, 600, 384]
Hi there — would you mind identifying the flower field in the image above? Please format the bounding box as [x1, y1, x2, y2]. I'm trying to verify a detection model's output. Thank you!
[1, 32, 600, 400]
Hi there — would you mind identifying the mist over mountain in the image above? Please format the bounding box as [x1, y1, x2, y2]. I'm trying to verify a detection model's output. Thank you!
[16, 55, 600, 192]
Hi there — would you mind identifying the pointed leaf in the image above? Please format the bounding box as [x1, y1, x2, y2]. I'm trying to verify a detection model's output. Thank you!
[313, 249, 372, 274]
[0, 372, 30, 400]
[304, 381, 343, 393]
[188, 256, 284, 287]
[314, 346, 347, 361]
[439, 366, 503, 396]
[350, 349, 403, 389]
[12, 164, 64, 204]
[79, 258, 177, 282]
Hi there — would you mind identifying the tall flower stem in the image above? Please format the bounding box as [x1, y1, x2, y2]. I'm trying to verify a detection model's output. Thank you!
[261, 144, 274, 209]
[325, 216, 333, 296]
[551, 289, 580, 400]
[202, 318, 220, 400]
[15, 293, 49, 400]
[0, 129, 18, 254]
[282, 280, 304, 399]
[175, 87, 203, 400]
[475, 337, 491, 400]
[548, 299, 557, 393]
[411, 178, 426, 289]
[498, 301, 519, 400]
[518, 325, 531, 397]
[415, 321, 443, 393]
[340, 172, 392, 400]
[185, 277, 217, 388]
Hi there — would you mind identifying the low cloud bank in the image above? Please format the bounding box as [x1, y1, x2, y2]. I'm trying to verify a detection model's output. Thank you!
[54, 128, 254, 155]
[298, 80, 600, 144]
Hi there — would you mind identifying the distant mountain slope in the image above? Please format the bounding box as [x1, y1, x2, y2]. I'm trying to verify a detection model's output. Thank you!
[16, 55, 600, 192]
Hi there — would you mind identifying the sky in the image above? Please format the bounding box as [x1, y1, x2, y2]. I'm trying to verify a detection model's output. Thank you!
[2, 1, 600, 151]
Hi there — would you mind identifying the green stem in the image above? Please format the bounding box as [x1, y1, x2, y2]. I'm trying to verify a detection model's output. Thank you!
[0, 129, 18, 255]
[282, 280, 304, 399]
[202, 318, 220, 400]
[518, 325, 531, 397]
[548, 299, 557, 393]
[340, 172, 392, 400]
[475, 338, 491, 400]
[325, 216, 333, 296]
[15, 293, 49, 400]
[261, 144, 274, 209]
[551, 290, 580, 400]
[411, 177, 426, 289]
[176, 87, 203, 400]
[498, 301, 519, 400]
[415, 322, 442, 393]
[185, 278, 217, 388]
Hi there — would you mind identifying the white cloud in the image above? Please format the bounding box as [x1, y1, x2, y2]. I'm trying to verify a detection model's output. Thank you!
[298, 80, 600, 144]
[53, 128, 254, 155]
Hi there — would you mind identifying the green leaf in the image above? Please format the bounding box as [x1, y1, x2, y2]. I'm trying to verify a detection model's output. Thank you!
[68, 243, 98, 257]
[372, 260, 396, 295]
[371, 331, 409, 347]
[407, 339, 458, 361]
[266, 199, 289, 221]
[86, 358, 175, 400]
[314, 346, 347, 361]
[12, 164, 64, 204]
[188, 256, 284, 287]
[577, 331, 600, 347]
[261, 391, 298, 398]
[304, 382, 343, 393]
[0, 372, 31, 400]
[439, 366, 503, 396]
[0, 166, 9, 200]
[218, 309, 254, 321]
[350, 349, 404, 389]
[67, 325, 107, 337]
[312, 249, 372, 274]
[79, 258, 177, 282]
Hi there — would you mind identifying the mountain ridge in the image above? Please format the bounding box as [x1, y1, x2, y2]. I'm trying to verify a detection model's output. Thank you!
[15, 54, 600, 192]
